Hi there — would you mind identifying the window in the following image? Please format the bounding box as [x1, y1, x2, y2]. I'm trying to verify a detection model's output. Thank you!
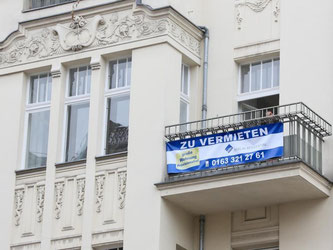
[28, 0, 74, 10]
[240, 58, 280, 94]
[105, 57, 131, 155]
[180, 64, 190, 130]
[238, 58, 280, 120]
[24, 73, 52, 169]
[64, 66, 91, 162]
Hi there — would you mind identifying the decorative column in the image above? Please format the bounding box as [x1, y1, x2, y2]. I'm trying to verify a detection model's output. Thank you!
[81, 57, 106, 249]
[40, 65, 66, 250]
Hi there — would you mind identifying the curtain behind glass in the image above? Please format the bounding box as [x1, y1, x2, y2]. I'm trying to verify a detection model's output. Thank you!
[66, 103, 90, 162]
[26, 111, 50, 168]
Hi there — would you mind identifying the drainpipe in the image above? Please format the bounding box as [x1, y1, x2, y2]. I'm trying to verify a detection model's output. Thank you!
[199, 26, 209, 125]
[199, 215, 205, 250]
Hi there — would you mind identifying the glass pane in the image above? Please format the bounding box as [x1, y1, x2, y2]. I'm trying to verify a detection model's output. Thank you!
[26, 111, 50, 169]
[87, 66, 91, 94]
[78, 66, 87, 95]
[180, 100, 188, 132]
[251, 62, 261, 92]
[118, 59, 126, 88]
[38, 74, 48, 102]
[109, 60, 117, 89]
[69, 68, 77, 96]
[127, 58, 132, 86]
[66, 103, 90, 162]
[262, 60, 272, 89]
[106, 95, 130, 154]
[47, 74, 52, 102]
[183, 65, 189, 96]
[241, 65, 250, 93]
[273, 58, 280, 87]
[30, 75, 39, 104]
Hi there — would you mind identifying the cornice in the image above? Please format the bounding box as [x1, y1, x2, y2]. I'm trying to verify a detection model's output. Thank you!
[0, 2, 203, 70]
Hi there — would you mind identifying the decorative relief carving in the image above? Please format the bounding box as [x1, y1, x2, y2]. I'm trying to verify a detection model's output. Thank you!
[169, 21, 200, 55]
[118, 172, 127, 209]
[77, 179, 85, 216]
[55, 182, 65, 219]
[36, 185, 45, 223]
[53, 15, 105, 51]
[273, 0, 280, 22]
[14, 189, 25, 226]
[235, 0, 272, 12]
[0, 28, 62, 66]
[236, 8, 243, 30]
[95, 175, 105, 213]
[0, 10, 201, 68]
[95, 13, 168, 46]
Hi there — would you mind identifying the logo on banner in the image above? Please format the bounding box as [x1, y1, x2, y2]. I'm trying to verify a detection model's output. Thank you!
[225, 144, 233, 153]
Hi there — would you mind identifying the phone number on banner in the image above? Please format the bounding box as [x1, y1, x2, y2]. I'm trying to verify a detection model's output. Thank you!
[208, 151, 266, 168]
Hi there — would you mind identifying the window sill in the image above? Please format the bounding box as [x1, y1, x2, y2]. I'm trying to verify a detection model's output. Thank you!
[15, 166, 46, 176]
[55, 159, 87, 168]
[95, 152, 128, 162]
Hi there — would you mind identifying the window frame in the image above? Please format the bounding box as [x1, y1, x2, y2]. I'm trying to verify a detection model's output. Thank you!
[22, 72, 52, 170]
[102, 56, 132, 156]
[62, 65, 91, 162]
[180, 63, 190, 125]
[237, 58, 280, 102]
[25, 0, 76, 11]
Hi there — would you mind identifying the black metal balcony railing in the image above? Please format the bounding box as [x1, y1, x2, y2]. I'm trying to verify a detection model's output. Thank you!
[165, 102, 332, 175]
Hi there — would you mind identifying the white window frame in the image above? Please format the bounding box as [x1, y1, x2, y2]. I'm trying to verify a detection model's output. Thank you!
[237, 58, 280, 102]
[102, 56, 132, 155]
[62, 65, 91, 162]
[22, 72, 52, 169]
[180, 63, 190, 124]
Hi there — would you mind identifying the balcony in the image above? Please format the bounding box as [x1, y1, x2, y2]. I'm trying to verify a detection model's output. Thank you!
[157, 103, 333, 214]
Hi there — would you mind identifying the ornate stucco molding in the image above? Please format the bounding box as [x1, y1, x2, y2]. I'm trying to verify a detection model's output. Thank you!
[95, 175, 105, 213]
[77, 179, 85, 216]
[235, 0, 272, 12]
[14, 189, 25, 226]
[0, 6, 202, 69]
[55, 182, 65, 219]
[118, 172, 127, 209]
[36, 185, 45, 223]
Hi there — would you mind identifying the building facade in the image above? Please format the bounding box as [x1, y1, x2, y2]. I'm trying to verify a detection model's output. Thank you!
[1, 0, 333, 249]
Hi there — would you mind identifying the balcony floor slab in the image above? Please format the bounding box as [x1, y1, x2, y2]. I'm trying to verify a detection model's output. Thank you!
[156, 161, 332, 214]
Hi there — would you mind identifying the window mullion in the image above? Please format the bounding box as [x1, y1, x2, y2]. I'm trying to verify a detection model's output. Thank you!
[271, 59, 274, 88]
[260, 61, 263, 91]
[75, 68, 79, 97]
[249, 64, 252, 93]
[116, 60, 119, 89]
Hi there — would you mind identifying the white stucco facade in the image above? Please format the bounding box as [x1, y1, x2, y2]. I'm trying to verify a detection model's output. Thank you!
[0, 0, 333, 250]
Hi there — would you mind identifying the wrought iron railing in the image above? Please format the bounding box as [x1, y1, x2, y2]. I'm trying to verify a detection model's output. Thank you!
[165, 102, 332, 174]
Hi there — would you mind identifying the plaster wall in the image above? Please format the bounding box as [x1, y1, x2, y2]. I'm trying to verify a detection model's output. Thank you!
[279, 0, 333, 179]
[0, 73, 26, 250]
[280, 196, 333, 250]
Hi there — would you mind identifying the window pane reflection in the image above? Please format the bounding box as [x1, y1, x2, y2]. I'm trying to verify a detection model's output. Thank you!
[66, 103, 90, 162]
[106, 95, 130, 154]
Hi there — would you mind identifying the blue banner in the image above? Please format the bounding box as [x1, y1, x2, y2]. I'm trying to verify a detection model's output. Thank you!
[166, 122, 284, 173]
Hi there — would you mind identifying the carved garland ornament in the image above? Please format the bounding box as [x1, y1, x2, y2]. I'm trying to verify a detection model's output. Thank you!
[95, 175, 105, 213]
[55, 182, 65, 219]
[36, 185, 45, 223]
[235, 0, 280, 29]
[77, 179, 85, 216]
[14, 189, 25, 226]
[0, 11, 200, 68]
[118, 172, 127, 209]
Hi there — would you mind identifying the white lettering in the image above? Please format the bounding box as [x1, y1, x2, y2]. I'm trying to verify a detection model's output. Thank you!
[237, 132, 244, 140]
[224, 134, 233, 142]
[259, 127, 268, 136]
[216, 136, 223, 144]
[180, 141, 187, 149]
[208, 137, 215, 145]
[243, 130, 251, 139]
[199, 138, 207, 146]
[188, 140, 195, 148]
[252, 129, 259, 137]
